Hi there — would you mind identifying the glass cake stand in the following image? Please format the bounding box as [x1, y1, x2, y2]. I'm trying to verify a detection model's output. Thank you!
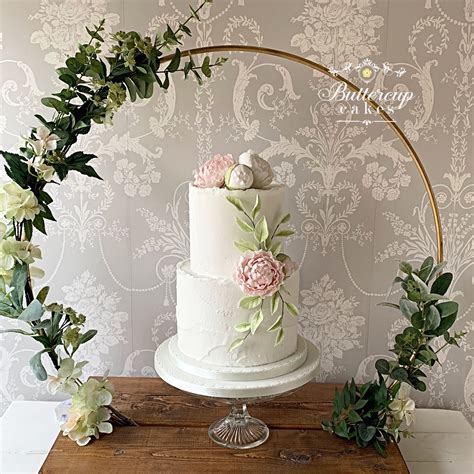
[155, 335, 320, 449]
[204, 389, 299, 449]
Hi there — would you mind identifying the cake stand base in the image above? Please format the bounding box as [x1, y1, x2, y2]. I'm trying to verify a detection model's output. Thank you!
[155, 335, 319, 449]
[208, 403, 269, 449]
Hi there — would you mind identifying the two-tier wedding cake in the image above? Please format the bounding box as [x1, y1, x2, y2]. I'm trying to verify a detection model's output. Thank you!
[175, 150, 300, 369]
[156, 151, 319, 448]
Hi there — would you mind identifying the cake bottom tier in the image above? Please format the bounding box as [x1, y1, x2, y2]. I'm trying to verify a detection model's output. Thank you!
[176, 260, 299, 367]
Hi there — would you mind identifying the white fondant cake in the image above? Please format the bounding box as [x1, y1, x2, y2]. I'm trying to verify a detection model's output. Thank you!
[189, 183, 286, 279]
[176, 260, 299, 367]
[174, 153, 300, 371]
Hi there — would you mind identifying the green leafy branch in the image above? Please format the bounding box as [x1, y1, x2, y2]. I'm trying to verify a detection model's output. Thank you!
[322, 256, 464, 456]
[0, 1, 223, 433]
[226, 194, 298, 351]
[0, 264, 95, 378]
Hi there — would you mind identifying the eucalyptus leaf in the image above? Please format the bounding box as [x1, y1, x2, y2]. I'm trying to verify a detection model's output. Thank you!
[436, 301, 458, 319]
[390, 367, 408, 382]
[375, 359, 390, 375]
[10, 264, 28, 310]
[18, 300, 44, 322]
[29, 350, 48, 381]
[0, 328, 34, 336]
[417, 256, 434, 282]
[377, 302, 399, 310]
[399, 297, 419, 320]
[357, 424, 376, 442]
[399, 261, 413, 275]
[427, 261, 447, 283]
[425, 305, 441, 331]
[430, 272, 453, 296]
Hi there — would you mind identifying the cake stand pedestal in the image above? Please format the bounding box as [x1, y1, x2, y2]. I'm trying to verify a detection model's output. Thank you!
[155, 335, 319, 449]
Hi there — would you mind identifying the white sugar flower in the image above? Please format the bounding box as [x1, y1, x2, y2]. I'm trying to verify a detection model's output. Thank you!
[0, 182, 41, 222]
[47, 358, 87, 395]
[30, 125, 60, 155]
[238, 150, 273, 189]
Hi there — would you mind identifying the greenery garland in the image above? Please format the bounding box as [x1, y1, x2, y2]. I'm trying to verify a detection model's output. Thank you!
[322, 256, 464, 456]
[0, 0, 224, 446]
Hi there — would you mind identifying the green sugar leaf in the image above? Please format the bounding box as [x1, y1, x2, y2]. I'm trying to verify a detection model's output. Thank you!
[275, 229, 295, 238]
[267, 314, 283, 332]
[285, 301, 299, 317]
[234, 240, 258, 252]
[250, 309, 264, 335]
[226, 195, 245, 213]
[239, 296, 262, 309]
[234, 322, 251, 333]
[254, 216, 269, 243]
[228, 337, 245, 352]
[275, 328, 285, 346]
[251, 194, 261, 220]
[271, 293, 280, 314]
[236, 217, 253, 232]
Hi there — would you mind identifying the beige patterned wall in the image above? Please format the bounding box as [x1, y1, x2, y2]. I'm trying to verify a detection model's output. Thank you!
[0, 0, 472, 423]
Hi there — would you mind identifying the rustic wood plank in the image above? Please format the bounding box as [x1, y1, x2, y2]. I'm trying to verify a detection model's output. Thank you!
[41, 377, 408, 473]
[109, 377, 336, 429]
[41, 426, 408, 473]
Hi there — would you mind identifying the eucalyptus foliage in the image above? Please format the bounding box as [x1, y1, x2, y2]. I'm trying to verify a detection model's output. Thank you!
[322, 256, 464, 456]
[0, 0, 224, 440]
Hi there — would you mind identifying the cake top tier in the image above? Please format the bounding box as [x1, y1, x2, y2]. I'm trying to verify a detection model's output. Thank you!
[189, 183, 286, 279]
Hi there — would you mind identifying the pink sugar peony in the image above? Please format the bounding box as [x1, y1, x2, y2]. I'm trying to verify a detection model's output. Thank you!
[193, 154, 235, 188]
[234, 250, 285, 297]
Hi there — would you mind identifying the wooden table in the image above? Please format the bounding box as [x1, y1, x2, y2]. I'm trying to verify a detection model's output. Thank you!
[41, 377, 408, 473]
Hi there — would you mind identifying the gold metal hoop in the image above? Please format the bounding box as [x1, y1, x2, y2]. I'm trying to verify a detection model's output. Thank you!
[162, 45, 443, 263]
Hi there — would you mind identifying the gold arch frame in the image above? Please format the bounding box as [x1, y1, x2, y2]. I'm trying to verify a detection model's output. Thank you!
[162, 45, 443, 262]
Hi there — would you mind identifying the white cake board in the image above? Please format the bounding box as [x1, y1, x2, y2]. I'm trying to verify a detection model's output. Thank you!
[155, 335, 320, 399]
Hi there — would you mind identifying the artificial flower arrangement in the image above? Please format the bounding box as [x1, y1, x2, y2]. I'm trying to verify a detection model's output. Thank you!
[322, 257, 464, 456]
[192, 150, 298, 350]
[0, 0, 225, 446]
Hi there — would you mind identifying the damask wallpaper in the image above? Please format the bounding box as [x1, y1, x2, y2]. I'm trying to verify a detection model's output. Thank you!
[0, 0, 472, 424]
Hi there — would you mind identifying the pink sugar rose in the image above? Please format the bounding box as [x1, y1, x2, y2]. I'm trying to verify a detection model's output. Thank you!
[193, 154, 235, 188]
[234, 250, 285, 297]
